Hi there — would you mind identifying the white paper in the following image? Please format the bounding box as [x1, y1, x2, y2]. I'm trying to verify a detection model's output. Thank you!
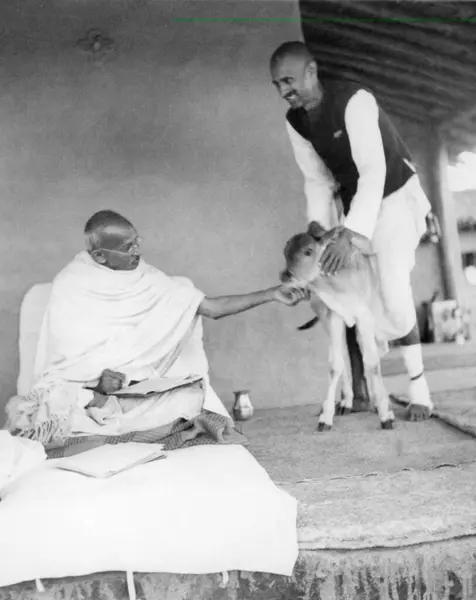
[115, 374, 203, 397]
[54, 442, 166, 478]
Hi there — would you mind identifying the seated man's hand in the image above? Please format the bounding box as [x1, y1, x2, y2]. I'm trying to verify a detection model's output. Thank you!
[274, 284, 310, 306]
[97, 369, 126, 395]
[86, 392, 109, 409]
[319, 227, 358, 276]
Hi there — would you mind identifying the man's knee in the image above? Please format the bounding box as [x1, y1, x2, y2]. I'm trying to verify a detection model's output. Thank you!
[396, 323, 420, 346]
[376, 260, 416, 340]
[383, 304, 417, 341]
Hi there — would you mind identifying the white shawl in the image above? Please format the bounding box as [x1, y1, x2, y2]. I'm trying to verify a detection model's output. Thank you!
[35, 252, 205, 385]
[11, 252, 208, 442]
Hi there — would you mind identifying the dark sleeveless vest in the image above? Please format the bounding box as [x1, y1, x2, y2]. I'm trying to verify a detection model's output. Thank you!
[286, 80, 415, 215]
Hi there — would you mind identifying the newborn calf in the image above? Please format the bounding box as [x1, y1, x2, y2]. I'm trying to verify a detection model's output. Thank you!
[282, 222, 394, 431]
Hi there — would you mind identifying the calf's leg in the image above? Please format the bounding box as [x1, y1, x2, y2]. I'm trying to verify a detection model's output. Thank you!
[318, 311, 346, 431]
[355, 313, 395, 429]
[336, 345, 354, 416]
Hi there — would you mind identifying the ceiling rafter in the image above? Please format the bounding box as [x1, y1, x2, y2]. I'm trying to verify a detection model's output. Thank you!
[301, 0, 476, 56]
[302, 21, 476, 80]
[307, 42, 476, 98]
[299, 1, 476, 158]
[336, 1, 476, 41]
[318, 65, 454, 114]
[313, 50, 473, 110]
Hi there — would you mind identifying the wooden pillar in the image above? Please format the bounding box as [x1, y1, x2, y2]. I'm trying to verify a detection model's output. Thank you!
[427, 127, 466, 304]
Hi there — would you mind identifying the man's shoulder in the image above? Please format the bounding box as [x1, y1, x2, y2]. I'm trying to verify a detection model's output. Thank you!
[324, 79, 375, 107]
[51, 252, 88, 289]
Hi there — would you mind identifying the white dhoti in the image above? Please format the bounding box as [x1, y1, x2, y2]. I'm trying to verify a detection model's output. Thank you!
[371, 175, 432, 341]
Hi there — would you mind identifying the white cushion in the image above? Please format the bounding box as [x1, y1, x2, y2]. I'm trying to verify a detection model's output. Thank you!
[16, 283, 52, 397]
[0, 444, 298, 586]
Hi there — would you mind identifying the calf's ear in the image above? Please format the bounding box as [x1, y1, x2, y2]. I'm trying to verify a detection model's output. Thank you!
[280, 269, 292, 283]
[307, 220, 327, 241]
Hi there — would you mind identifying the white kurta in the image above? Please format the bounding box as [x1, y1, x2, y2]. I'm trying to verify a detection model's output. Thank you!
[286, 89, 432, 340]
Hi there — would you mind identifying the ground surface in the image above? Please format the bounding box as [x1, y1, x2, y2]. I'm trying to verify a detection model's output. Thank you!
[240, 394, 476, 552]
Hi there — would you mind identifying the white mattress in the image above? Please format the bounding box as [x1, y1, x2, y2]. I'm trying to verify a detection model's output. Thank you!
[0, 444, 298, 588]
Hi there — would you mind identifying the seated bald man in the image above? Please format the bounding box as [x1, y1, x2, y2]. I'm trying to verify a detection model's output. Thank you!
[6, 210, 308, 445]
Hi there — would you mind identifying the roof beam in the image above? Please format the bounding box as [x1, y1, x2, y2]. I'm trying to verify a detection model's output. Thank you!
[381, 103, 430, 126]
[310, 50, 474, 111]
[318, 64, 454, 114]
[306, 0, 476, 43]
[302, 20, 476, 80]
[440, 103, 476, 133]
[376, 96, 434, 123]
[307, 42, 476, 99]
[300, 1, 476, 60]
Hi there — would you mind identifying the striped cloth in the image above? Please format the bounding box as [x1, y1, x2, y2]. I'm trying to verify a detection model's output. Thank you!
[46, 411, 247, 459]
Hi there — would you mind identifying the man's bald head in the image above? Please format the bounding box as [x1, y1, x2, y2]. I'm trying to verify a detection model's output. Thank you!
[270, 41, 314, 70]
[84, 210, 135, 250]
[270, 41, 321, 111]
[84, 210, 141, 271]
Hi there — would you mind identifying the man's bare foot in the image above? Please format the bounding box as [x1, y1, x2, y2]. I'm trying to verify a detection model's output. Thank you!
[406, 403, 432, 421]
[181, 421, 207, 442]
[408, 376, 433, 418]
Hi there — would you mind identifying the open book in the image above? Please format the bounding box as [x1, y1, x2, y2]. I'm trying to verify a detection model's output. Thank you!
[115, 374, 203, 397]
[54, 443, 166, 478]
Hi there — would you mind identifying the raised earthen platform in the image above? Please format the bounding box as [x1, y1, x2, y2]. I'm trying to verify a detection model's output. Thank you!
[1, 344, 476, 600]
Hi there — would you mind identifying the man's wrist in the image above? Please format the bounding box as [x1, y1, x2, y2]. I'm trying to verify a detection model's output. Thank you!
[344, 227, 373, 253]
[342, 226, 357, 238]
[266, 287, 280, 302]
[84, 381, 102, 393]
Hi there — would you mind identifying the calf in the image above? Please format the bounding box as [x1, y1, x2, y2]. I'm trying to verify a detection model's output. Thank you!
[282, 222, 394, 431]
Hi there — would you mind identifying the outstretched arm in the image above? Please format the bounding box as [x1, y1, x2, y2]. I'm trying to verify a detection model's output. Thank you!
[197, 285, 309, 320]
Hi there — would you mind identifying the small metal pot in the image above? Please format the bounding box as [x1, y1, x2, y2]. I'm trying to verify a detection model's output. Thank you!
[232, 390, 254, 421]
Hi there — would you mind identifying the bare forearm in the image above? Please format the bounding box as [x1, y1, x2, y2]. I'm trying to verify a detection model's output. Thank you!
[198, 288, 277, 320]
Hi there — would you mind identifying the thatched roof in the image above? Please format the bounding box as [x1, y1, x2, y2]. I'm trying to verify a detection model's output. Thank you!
[299, 0, 476, 161]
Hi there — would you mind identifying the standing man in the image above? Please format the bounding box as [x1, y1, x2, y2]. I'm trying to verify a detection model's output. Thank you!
[270, 41, 433, 421]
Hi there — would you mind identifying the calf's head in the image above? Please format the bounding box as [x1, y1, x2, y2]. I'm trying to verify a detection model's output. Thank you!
[281, 221, 329, 283]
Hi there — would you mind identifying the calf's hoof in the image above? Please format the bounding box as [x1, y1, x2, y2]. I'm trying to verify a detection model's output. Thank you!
[336, 405, 352, 416]
[406, 403, 432, 422]
[380, 419, 394, 430]
[317, 422, 332, 432]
